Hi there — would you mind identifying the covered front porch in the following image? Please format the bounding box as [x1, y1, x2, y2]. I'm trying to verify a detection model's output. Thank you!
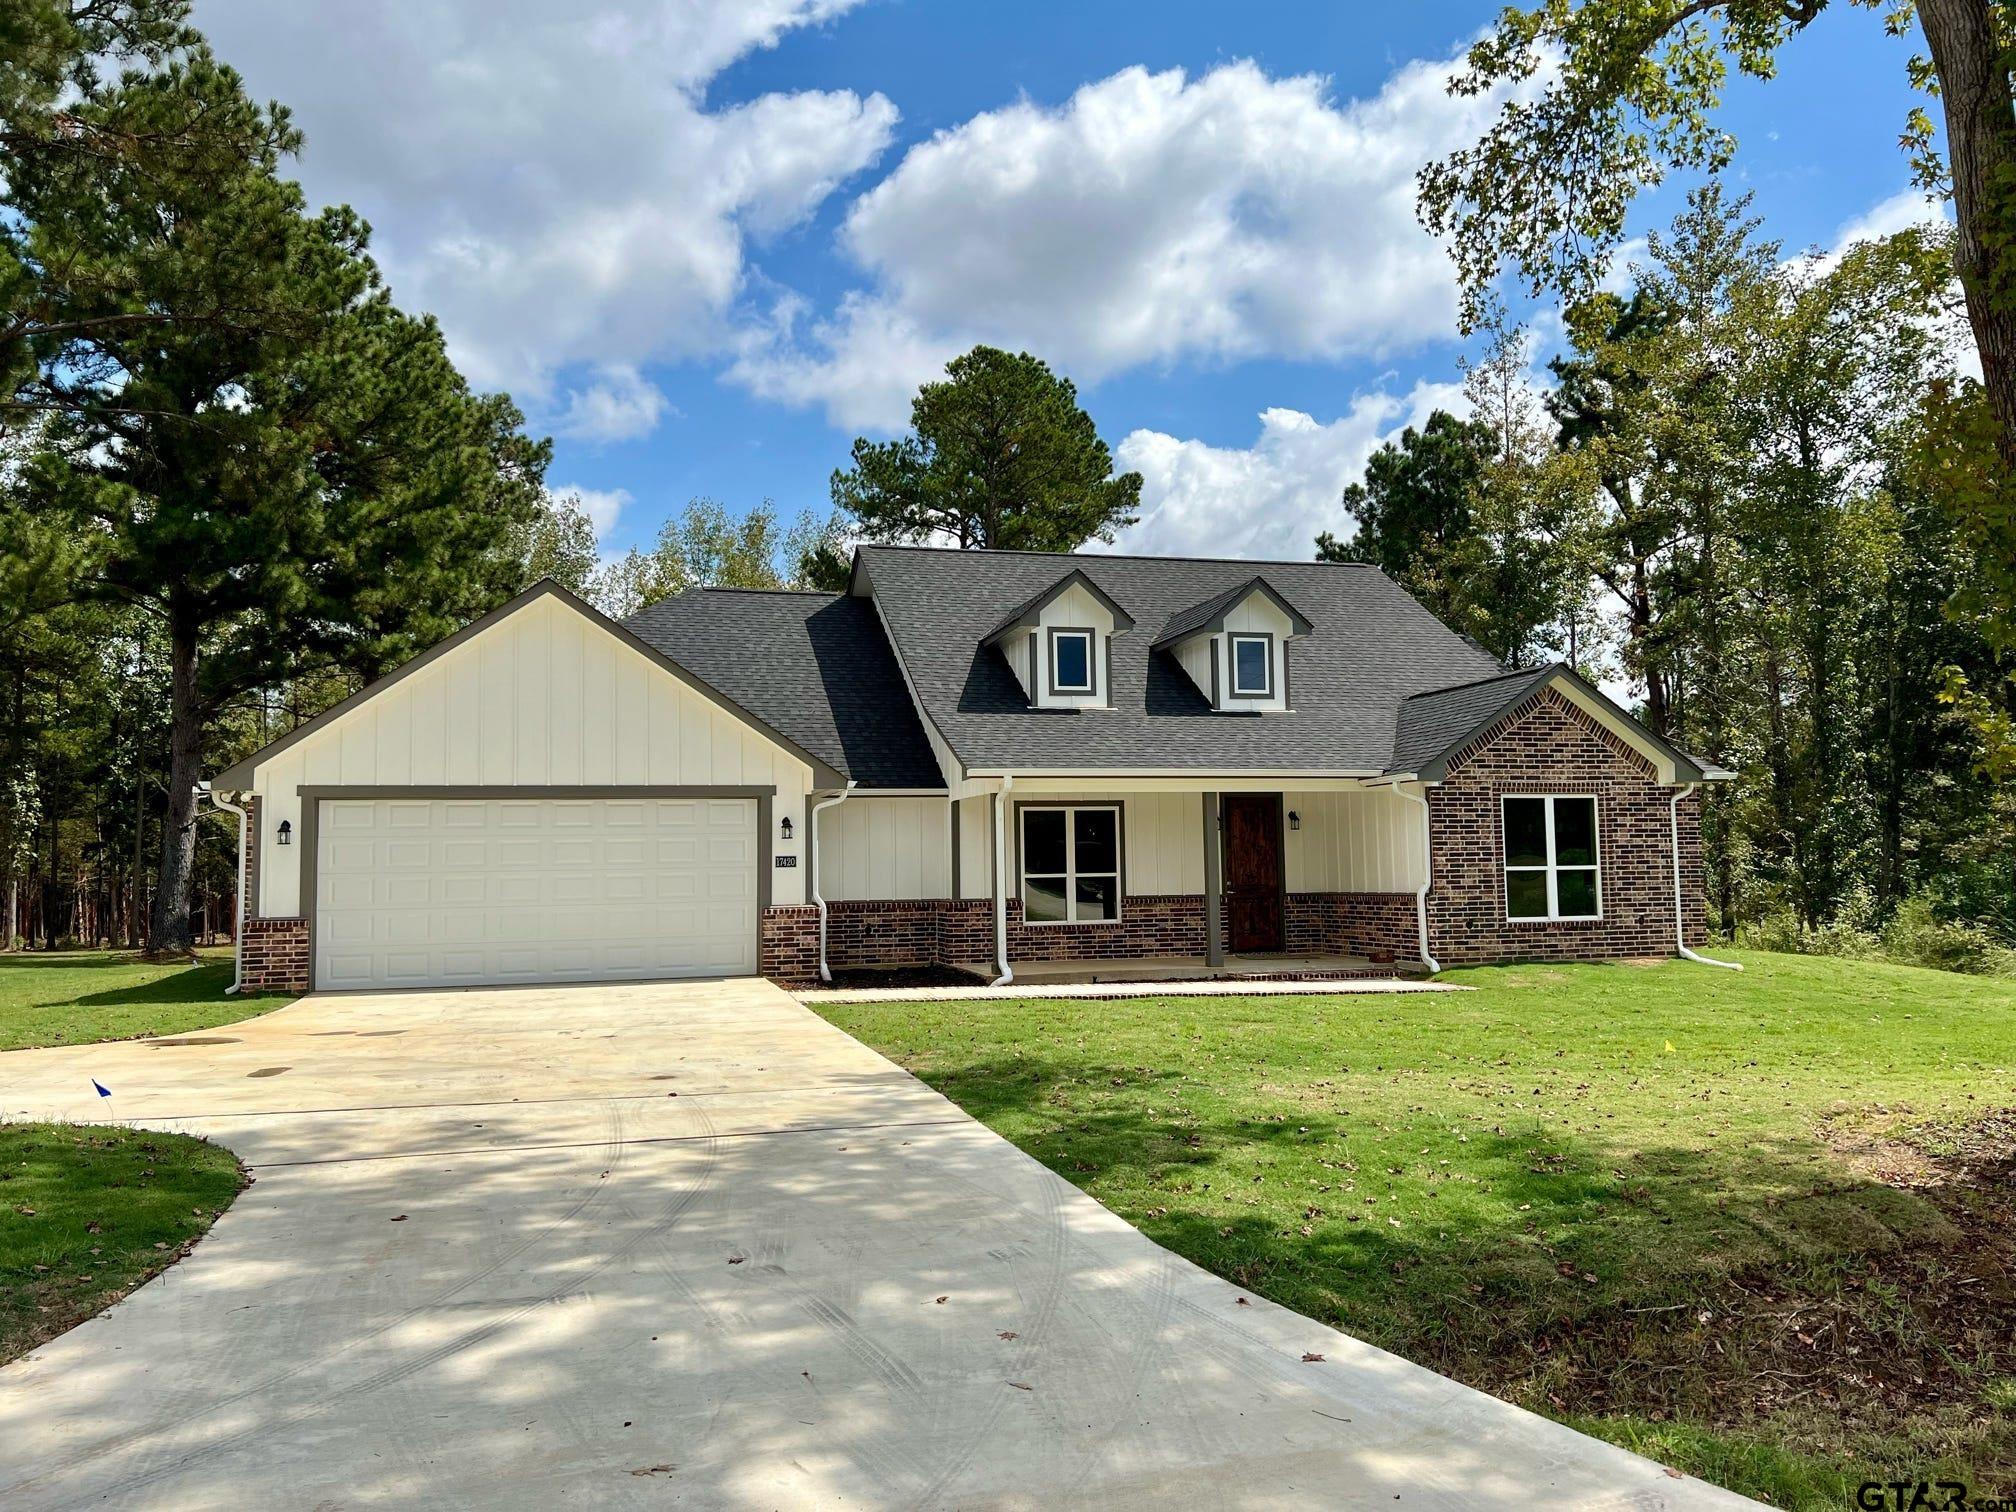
[945, 774, 1435, 983]
[944, 949, 1419, 986]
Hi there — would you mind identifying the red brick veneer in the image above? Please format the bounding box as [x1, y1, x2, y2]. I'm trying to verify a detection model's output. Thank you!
[236, 794, 312, 993]
[760, 905, 822, 986]
[1285, 892, 1421, 962]
[1426, 686, 1703, 965]
[240, 917, 310, 992]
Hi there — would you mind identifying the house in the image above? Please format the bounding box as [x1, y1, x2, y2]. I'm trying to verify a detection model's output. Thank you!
[215, 545, 1732, 993]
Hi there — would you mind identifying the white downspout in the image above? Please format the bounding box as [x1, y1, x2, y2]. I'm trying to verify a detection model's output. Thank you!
[1398, 785, 1440, 974]
[1670, 783, 1741, 970]
[991, 775, 1014, 986]
[810, 781, 857, 984]
[200, 783, 248, 995]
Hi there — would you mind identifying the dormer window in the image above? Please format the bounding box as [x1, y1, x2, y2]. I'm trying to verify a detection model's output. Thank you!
[1154, 576, 1313, 714]
[1048, 629, 1095, 694]
[1229, 633, 1273, 698]
[982, 568, 1134, 710]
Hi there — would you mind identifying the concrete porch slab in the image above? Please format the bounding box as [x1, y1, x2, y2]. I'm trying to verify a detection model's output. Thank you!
[800, 976, 1468, 1004]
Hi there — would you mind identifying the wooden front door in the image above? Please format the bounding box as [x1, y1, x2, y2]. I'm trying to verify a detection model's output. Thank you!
[1222, 794, 1285, 952]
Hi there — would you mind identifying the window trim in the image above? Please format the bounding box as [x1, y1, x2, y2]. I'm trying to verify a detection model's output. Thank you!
[1015, 801, 1124, 926]
[1227, 632, 1274, 699]
[1046, 626, 1097, 696]
[1501, 793, 1602, 922]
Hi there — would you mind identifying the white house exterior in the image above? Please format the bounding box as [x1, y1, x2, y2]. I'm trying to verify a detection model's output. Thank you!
[218, 547, 1728, 993]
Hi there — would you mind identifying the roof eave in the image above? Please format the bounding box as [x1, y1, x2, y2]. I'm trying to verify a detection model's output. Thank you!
[1406, 663, 1707, 785]
[213, 579, 848, 791]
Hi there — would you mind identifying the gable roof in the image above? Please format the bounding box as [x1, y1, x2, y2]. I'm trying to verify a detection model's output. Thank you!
[981, 566, 1136, 645]
[854, 545, 1508, 775]
[213, 579, 848, 790]
[624, 587, 944, 789]
[1152, 575, 1314, 649]
[1393, 662, 1711, 783]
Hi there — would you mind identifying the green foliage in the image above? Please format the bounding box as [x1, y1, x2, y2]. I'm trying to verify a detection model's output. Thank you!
[513, 492, 602, 599]
[831, 345, 1141, 551]
[591, 498, 834, 617]
[1, 17, 549, 951]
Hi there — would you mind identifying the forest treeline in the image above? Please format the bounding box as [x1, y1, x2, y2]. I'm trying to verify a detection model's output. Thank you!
[1323, 186, 2015, 971]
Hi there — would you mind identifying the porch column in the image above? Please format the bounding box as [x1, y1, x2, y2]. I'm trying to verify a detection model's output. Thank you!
[1201, 790, 1224, 966]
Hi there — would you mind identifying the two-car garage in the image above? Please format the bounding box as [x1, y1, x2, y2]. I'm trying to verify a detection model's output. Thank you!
[311, 795, 760, 991]
[216, 582, 839, 994]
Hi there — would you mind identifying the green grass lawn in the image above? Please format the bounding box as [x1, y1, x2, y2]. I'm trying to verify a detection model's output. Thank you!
[817, 951, 2016, 1509]
[1, 949, 277, 1361]
[0, 948, 292, 1052]
[1, 1123, 245, 1364]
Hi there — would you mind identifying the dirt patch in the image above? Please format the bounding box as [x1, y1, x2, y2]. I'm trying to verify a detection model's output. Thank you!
[1449, 1109, 2016, 1451]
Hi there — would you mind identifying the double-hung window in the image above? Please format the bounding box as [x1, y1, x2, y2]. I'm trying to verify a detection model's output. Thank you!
[1048, 629, 1095, 695]
[1228, 633, 1272, 698]
[1502, 795, 1601, 920]
[1020, 804, 1120, 924]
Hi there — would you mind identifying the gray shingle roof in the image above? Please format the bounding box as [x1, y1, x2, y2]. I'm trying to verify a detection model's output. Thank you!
[983, 567, 1136, 643]
[624, 588, 944, 789]
[1391, 665, 1561, 776]
[855, 545, 1509, 774]
[1152, 575, 1313, 648]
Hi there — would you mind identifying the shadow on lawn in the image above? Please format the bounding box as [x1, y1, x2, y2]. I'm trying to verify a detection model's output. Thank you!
[64, 961, 237, 1010]
[929, 1055, 2014, 1453]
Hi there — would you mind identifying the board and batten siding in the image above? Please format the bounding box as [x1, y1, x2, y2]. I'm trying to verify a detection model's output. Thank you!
[816, 796, 950, 901]
[1283, 788, 1425, 892]
[248, 593, 814, 917]
[952, 786, 1425, 900]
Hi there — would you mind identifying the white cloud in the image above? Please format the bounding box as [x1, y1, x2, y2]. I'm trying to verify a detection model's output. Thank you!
[554, 366, 673, 443]
[193, 0, 896, 431]
[1109, 380, 1464, 561]
[549, 484, 633, 539]
[734, 53, 1516, 429]
[1809, 188, 1950, 276]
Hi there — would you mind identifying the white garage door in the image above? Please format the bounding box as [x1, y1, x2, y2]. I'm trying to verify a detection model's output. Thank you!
[313, 797, 758, 990]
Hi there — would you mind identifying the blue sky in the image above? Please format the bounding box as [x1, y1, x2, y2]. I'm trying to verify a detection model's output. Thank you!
[194, 1, 1931, 564]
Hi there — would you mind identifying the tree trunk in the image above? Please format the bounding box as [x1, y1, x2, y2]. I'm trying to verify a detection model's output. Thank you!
[147, 619, 202, 957]
[1919, 0, 2016, 464]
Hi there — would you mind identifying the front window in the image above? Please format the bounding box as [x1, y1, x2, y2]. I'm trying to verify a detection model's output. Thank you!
[1049, 629, 1094, 694]
[1229, 633, 1272, 697]
[1020, 804, 1120, 924]
[1503, 795, 1600, 920]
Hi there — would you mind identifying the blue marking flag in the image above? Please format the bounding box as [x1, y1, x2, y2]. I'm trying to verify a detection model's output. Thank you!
[92, 1080, 111, 1098]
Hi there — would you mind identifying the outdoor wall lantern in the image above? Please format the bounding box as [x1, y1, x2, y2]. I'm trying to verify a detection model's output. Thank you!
[780, 816, 794, 842]
[1287, 810, 1301, 831]
[276, 819, 293, 846]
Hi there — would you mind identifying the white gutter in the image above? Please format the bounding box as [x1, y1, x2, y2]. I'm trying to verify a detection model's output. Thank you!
[810, 781, 857, 984]
[200, 783, 248, 995]
[1397, 785, 1440, 974]
[1670, 784, 1742, 970]
[991, 775, 1014, 986]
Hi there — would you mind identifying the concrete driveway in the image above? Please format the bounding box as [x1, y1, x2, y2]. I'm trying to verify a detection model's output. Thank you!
[1, 978, 1748, 1510]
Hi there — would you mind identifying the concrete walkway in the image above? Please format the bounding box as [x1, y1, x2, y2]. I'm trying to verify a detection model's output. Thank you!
[0, 978, 1749, 1510]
